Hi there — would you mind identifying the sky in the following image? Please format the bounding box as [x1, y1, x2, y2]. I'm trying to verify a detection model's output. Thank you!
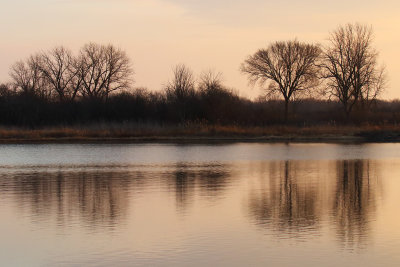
[0, 0, 399, 99]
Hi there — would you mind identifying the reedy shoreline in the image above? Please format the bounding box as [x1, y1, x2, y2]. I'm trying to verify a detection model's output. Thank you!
[0, 124, 399, 143]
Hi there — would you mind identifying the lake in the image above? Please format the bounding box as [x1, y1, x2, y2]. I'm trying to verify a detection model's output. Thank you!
[1, 143, 400, 266]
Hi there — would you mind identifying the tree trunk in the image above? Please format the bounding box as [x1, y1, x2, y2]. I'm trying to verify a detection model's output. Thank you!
[342, 100, 351, 123]
[284, 100, 289, 123]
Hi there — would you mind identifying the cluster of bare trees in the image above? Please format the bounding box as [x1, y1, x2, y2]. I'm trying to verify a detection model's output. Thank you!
[165, 65, 226, 100]
[241, 23, 386, 120]
[9, 43, 133, 101]
[0, 22, 391, 126]
[165, 64, 233, 122]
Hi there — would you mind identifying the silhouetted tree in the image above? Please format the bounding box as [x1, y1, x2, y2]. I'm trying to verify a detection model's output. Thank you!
[39, 46, 81, 101]
[198, 70, 223, 93]
[241, 40, 321, 122]
[77, 43, 133, 100]
[10, 55, 50, 98]
[321, 23, 386, 119]
[197, 70, 241, 124]
[165, 64, 196, 122]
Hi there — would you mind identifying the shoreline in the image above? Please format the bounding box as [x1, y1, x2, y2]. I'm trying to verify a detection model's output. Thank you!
[0, 134, 393, 144]
[0, 125, 399, 144]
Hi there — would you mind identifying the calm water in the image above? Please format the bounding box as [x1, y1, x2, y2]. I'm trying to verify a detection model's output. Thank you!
[1, 143, 400, 266]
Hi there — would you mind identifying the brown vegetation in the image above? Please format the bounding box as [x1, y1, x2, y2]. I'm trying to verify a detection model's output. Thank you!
[0, 123, 399, 143]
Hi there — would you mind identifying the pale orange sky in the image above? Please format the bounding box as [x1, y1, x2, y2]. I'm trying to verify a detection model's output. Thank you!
[0, 0, 399, 99]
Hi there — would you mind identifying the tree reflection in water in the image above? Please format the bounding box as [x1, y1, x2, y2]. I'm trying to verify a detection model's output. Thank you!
[333, 160, 380, 248]
[247, 159, 381, 248]
[0, 159, 381, 249]
[0, 164, 233, 228]
[248, 161, 319, 237]
[168, 163, 231, 213]
[1, 169, 136, 230]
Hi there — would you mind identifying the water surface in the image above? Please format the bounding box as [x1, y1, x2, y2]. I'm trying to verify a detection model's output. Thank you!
[1, 143, 400, 266]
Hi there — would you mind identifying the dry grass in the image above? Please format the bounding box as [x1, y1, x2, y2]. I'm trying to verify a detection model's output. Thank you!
[0, 122, 399, 142]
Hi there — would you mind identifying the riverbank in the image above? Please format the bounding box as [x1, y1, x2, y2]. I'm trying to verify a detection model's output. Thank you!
[0, 124, 399, 143]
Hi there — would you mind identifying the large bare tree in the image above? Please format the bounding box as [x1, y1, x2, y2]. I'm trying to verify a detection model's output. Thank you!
[77, 43, 133, 100]
[39, 46, 81, 101]
[321, 23, 386, 118]
[241, 40, 321, 121]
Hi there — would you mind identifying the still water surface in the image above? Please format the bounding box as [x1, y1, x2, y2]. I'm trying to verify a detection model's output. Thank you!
[1, 143, 400, 266]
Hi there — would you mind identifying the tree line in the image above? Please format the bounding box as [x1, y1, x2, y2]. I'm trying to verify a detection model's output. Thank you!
[0, 23, 394, 127]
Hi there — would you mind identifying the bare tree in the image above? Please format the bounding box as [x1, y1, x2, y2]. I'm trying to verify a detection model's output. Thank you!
[198, 70, 238, 123]
[77, 43, 133, 100]
[10, 55, 49, 97]
[321, 23, 386, 118]
[39, 46, 81, 101]
[241, 40, 321, 121]
[198, 70, 223, 93]
[166, 64, 195, 100]
[165, 64, 196, 121]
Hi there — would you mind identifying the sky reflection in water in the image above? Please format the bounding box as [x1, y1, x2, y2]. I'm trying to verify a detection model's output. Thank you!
[0, 143, 399, 266]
